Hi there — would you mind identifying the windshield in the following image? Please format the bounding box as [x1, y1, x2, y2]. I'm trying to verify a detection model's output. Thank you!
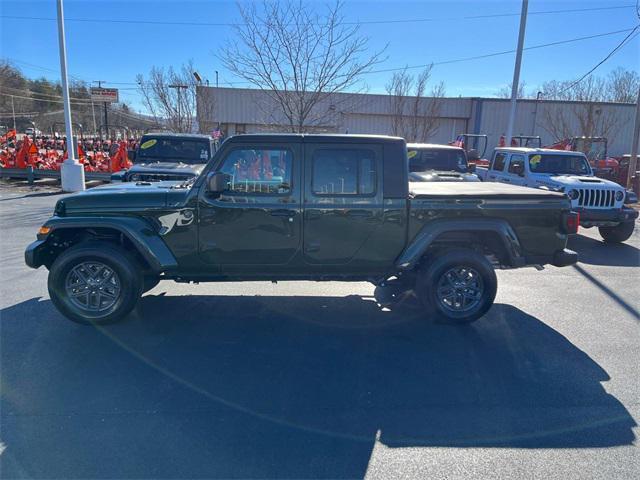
[137, 137, 210, 164]
[529, 154, 591, 175]
[408, 148, 467, 173]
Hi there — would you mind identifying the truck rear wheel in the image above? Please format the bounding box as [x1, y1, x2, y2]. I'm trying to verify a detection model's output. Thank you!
[416, 248, 497, 324]
[48, 241, 143, 325]
[598, 221, 635, 243]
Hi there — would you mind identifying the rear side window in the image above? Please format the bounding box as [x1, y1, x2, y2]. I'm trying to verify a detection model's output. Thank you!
[492, 152, 507, 171]
[312, 148, 376, 195]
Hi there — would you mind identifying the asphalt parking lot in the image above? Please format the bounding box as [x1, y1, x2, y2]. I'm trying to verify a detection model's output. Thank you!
[0, 182, 638, 479]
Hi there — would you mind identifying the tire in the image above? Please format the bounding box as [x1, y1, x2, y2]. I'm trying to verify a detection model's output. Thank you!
[415, 248, 497, 325]
[598, 221, 635, 244]
[48, 241, 144, 325]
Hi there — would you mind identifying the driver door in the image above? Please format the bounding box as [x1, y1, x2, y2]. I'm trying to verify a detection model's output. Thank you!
[197, 142, 302, 271]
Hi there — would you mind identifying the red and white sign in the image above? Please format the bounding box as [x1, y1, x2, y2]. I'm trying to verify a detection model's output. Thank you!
[90, 87, 119, 103]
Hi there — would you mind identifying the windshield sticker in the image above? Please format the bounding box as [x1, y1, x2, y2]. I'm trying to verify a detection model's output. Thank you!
[140, 139, 157, 149]
[200, 149, 208, 159]
[408, 150, 418, 159]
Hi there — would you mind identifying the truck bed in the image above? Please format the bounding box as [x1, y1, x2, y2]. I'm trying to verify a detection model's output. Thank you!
[409, 181, 566, 199]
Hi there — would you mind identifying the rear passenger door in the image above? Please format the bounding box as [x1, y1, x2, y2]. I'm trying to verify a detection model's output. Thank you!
[486, 151, 508, 182]
[303, 142, 384, 268]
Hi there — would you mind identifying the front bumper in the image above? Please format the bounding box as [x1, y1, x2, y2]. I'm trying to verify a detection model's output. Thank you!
[24, 239, 46, 269]
[576, 207, 638, 227]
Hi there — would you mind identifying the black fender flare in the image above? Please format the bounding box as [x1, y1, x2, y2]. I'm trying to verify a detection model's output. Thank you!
[395, 218, 524, 270]
[26, 216, 178, 273]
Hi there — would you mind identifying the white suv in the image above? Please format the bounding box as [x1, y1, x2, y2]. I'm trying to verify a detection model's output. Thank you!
[477, 147, 637, 243]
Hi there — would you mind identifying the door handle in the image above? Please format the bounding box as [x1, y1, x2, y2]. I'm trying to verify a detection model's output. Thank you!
[270, 209, 297, 217]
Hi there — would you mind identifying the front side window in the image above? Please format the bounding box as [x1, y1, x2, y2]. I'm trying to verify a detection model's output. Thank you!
[492, 152, 507, 171]
[312, 148, 376, 195]
[529, 154, 590, 175]
[219, 148, 292, 194]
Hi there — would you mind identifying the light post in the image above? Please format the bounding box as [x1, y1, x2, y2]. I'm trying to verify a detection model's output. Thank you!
[10, 96, 16, 131]
[56, 0, 85, 192]
[505, 0, 529, 145]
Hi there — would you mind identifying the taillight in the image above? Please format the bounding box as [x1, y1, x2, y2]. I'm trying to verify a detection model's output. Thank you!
[563, 212, 580, 234]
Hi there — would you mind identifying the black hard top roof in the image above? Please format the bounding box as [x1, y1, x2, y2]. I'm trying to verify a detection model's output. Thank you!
[228, 133, 405, 144]
[141, 132, 212, 140]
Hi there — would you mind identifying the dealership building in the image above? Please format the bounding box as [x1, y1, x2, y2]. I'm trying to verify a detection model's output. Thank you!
[196, 86, 638, 156]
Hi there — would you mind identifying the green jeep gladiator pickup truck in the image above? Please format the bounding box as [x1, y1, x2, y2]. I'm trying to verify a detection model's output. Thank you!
[25, 134, 578, 325]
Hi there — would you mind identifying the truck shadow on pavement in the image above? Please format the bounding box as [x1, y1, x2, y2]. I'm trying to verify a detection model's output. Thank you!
[568, 233, 640, 267]
[1, 295, 636, 479]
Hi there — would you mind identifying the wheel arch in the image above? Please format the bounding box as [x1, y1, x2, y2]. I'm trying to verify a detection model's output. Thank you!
[27, 217, 178, 273]
[396, 218, 525, 270]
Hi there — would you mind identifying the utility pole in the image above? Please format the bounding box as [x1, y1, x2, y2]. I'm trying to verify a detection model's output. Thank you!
[94, 80, 108, 138]
[56, 0, 85, 192]
[505, 0, 529, 145]
[627, 87, 640, 191]
[10, 96, 16, 131]
[91, 100, 97, 134]
[215, 70, 219, 88]
[169, 84, 188, 132]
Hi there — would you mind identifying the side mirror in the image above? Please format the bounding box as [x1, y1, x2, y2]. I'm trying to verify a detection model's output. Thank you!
[206, 172, 231, 194]
[128, 150, 136, 162]
[467, 163, 476, 173]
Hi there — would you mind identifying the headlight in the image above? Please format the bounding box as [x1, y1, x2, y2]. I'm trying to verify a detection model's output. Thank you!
[615, 190, 624, 201]
[567, 189, 579, 200]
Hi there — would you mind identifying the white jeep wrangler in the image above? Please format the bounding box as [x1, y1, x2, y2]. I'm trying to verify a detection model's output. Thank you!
[477, 147, 638, 243]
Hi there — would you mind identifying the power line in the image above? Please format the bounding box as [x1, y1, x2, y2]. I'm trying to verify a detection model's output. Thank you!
[366, 27, 639, 74]
[554, 25, 640, 96]
[5, 26, 636, 91]
[0, 4, 634, 27]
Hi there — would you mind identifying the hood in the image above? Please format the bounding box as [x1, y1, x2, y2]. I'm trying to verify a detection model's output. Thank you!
[129, 161, 205, 175]
[531, 174, 622, 189]
[57, 181, 189, 213]
[410, 170, 480, 182]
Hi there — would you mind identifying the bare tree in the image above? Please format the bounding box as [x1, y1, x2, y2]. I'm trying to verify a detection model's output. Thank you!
[219, 0, 384, 132]
[136, 60, 197, 133]
[607, 67, 640, 103]
[538, 76, 620, 144]
[385, 65, 445, 142]
[496, 81, 528, 99]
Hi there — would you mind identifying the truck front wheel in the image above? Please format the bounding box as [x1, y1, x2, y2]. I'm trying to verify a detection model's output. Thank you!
[598, 221, 635, 243]
[416, 248, 497, 324]
[48, 242, 144, 325]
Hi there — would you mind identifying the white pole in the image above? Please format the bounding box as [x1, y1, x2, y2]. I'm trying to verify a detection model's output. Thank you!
[626, 87, 640, 189]
[57, 0, 85, 192]
[505, 0, 528, 145]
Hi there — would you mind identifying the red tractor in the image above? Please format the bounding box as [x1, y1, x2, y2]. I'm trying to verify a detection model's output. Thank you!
[450, 133, 489, 167]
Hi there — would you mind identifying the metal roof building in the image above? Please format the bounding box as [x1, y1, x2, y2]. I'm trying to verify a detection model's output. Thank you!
[196, 86, 638, 156]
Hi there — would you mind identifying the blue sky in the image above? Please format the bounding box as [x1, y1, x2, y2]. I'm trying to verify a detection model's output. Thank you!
[1, 0, 638, 113]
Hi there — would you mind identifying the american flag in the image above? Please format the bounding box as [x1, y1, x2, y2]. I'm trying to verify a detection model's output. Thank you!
[212, 128, 222, 140]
